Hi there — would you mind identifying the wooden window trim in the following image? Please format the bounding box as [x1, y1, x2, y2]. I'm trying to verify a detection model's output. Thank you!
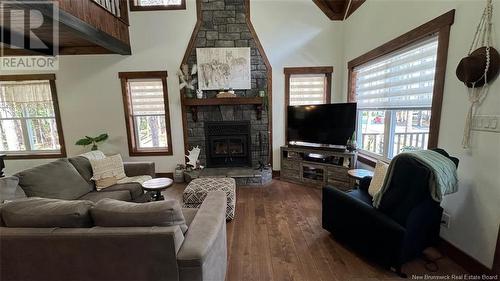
[129, 0, 186, 11]
[284, 66, 333, 144]
[0, 74, 67, 160]
[118, 71, 173, 157]
[347, 10, 455, 166]
[284, 66, 333, 107]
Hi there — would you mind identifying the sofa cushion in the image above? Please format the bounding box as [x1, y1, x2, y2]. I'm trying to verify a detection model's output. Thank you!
[90, 155, 127, 190]
[1, 197, 94, 228]
[68, 156, 95, 190]
[15, 159, 93, 200]
[368, 161, 389, 197]
[0, 176, 26, 203]
[78, 190, 131, 203]
[91, 198, 188, 233]
[100, 182, 144, 199]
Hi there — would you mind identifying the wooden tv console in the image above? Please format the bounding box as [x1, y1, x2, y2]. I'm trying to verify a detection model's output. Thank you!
[280, 145, 357, 191]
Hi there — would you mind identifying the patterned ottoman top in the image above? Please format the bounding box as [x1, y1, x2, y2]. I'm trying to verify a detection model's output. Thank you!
[183, 177, 236, 204]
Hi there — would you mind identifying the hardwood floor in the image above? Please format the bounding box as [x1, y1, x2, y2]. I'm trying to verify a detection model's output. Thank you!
[165, 179, 466, 281]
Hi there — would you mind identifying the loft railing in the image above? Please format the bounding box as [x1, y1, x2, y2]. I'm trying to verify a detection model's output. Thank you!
[92, 0, 129, 24]
[361, 132, 429, 156]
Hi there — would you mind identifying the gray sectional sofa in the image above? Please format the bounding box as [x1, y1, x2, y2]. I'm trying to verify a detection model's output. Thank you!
[2, 155, 155, 203]
[0, 192, 228, 281]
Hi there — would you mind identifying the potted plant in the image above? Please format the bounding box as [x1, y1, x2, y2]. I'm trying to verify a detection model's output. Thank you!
[75, 133, 109, 151]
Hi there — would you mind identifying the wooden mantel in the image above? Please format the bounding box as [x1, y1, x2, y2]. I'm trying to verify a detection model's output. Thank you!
[181, 97, 264, 122]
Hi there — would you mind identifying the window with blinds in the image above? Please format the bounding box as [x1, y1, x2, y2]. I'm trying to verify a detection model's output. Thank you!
[289, 74, 328, 106]
[119, 72, 172, 156]
[0, 76, 64, 158]
[352, 35, 439, 159]
[130, 0, 185, 11]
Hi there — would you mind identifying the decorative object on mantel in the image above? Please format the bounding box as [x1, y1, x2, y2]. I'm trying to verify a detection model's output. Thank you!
[0, 154, 5, 177]
[196, 89, 204, 99]
[178, 64, 198, 99]
[197, 48, 251, 90]
[185, 146, 201, 169]
[216, 90, 237, 98]
[457, 0, 499, 148]
[75, 133, 109, 151]
[260, 90, 268, 112]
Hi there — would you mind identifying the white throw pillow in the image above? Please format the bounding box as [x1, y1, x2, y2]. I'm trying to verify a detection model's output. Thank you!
[90, 154, 127, 190]
[368, 161, 389, 197]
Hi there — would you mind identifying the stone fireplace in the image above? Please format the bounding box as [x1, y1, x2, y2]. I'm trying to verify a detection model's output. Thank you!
[180, 0, 272, 170]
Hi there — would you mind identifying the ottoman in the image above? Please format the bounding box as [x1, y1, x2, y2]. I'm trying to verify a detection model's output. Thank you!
[183, 177, 236, 220]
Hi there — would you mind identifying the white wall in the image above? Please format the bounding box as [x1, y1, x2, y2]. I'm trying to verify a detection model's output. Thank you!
[342, 0, 500, 268]
[3, 2, 198, 174]
[252, 0, 345, 168]
[4, 0, 341, 174]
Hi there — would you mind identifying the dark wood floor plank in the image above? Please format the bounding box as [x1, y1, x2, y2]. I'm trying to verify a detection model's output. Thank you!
[164, 180, 466, 281]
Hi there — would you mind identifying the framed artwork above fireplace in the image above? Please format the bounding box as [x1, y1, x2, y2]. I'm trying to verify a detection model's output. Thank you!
[196, 47, 251, 90]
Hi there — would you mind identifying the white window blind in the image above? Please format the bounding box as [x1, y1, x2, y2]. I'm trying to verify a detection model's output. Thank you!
[0, 80, 62, 154]
[127, 79, 168, 150]
[137, 0, 182, 6]
[354, 35, 439, 110]
[289, 74, 327, 106]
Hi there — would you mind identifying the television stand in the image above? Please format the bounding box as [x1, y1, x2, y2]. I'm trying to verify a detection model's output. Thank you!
[280, 145, 357, 191]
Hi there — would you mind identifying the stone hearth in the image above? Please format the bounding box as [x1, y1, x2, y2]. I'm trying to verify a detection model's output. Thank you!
[184, 167, 272, 186]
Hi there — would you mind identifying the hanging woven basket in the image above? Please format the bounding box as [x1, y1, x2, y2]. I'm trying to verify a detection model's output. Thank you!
[456, 46, 500, 88]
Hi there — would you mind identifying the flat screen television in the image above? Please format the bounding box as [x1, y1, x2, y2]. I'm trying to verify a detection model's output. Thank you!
[287, 103, 357, 149]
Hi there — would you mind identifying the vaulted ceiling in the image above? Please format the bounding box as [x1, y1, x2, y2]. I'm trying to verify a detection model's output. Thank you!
[313, 0, 366, 21]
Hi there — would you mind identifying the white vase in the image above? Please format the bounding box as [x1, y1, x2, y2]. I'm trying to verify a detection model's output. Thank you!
[196, 90, 203, 99]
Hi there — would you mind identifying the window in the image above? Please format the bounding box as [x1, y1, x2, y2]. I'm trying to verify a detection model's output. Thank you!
[129, 0, 185, 11]
[0, 74, 66, 159]
[284, 67, 333, 106]
[119, 71, 173, 156]
[348, 10, 454, 163]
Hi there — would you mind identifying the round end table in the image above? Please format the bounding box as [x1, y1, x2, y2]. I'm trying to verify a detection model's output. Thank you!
[347, 169, 374, 181]
[142, 178, 173, 201]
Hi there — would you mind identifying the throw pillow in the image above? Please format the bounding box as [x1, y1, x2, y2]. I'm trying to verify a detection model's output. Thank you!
[91, 198, 188, 233]
[15, 159, 93, 200]
[0, 176, 26, 203]
[368, 161, 389, 197]
[1, 197, 94, 228]
[90, 154, 127, 190]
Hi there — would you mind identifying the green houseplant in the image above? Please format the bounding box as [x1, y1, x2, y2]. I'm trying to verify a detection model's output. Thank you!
[75, 133, 109, 151]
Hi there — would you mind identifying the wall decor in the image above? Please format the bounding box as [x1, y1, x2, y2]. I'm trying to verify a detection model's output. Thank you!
[456, 0, 498, 148]
[196, 48, 251, 90]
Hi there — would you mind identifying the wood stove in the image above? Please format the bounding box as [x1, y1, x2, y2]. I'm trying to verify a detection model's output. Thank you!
[205, 121, 251, 167]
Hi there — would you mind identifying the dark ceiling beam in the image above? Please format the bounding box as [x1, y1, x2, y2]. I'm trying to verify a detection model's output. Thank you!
[313, 0, 366, 21]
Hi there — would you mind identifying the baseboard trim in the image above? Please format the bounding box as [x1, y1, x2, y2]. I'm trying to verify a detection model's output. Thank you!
[438, 238, 493, 274]
[156, 172, 173, 178]
[272, 170, 280, 179]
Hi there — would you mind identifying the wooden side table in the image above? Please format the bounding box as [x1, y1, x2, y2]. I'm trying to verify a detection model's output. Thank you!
[142, 178, 173, 201]
[348, 169, 374, 188]
[347, 169, 374, 180]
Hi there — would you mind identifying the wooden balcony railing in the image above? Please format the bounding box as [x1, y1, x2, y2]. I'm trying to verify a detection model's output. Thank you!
[361, 132, 429, 156]
[91, 0, 129, 24]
